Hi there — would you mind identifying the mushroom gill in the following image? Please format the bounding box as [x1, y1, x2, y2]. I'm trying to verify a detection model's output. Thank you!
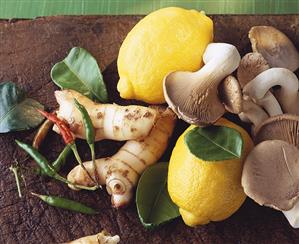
[242, 140, 299, 211]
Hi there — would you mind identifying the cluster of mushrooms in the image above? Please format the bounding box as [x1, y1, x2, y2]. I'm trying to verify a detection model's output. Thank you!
[163, 26, 299, 228]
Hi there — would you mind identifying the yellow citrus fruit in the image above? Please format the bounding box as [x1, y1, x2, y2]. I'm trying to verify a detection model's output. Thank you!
[117, 7, 213, 104]
[168, 118, 253, 226]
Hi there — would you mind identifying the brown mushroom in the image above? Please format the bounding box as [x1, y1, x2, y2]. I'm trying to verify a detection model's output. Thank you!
[242, 140, 299, 211]
[220, 75, 268, 126]
[163, 43, 240, 126]
[254, 114, 299, 146]
[243, 68, 299, 115]
[237, 52, 270, 88]
[236, 52, 282, 117]
[249, 26, 299, 71]
[219, 75, 243, 114]
[220, 75, 281, 130]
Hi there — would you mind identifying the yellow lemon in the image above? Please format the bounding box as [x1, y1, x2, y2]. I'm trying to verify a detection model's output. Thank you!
[117, 7, 213, 104]
[168, 118, 253, 226]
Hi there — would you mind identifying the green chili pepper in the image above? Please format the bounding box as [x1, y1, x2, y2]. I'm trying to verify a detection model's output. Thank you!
[74, 99, 95, 145]
[74, 98, 99, 187]
[52, 144, 72, 172]
[15, 140, 97, 191]
[36, 144, 72, 176]
[31, 192, 98, 214]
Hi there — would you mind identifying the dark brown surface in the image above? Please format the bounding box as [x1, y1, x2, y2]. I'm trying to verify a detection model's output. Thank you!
[0, 15, 299, 244]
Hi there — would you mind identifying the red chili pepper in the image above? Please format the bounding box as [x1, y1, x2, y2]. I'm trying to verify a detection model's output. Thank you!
[37, 110, 74, 144]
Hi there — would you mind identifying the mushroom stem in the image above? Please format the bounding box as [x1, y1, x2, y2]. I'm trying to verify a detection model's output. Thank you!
[240, 99, 269, 127]
[256, 91, 283, 116]
[283, 200, 299, 228]
[198, 43, 241, 83]
[243, 68, 299, 114]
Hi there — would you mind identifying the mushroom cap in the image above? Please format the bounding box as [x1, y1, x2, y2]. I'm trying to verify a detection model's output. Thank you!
[219, 75, 243, 114]
[249, 26, 299, 72]
[242, 140, 299, 211]
[163, 71, 225, 126]
[254, 114, 299, 147]
[237, 52, 270, 88]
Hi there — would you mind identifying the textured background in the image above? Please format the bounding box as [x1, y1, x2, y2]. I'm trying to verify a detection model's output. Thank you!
[0, 0, 298, 19]
[0, 15, 298, 243]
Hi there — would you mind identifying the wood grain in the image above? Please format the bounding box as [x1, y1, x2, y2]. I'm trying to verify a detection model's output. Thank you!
[0, 15, 298, 244]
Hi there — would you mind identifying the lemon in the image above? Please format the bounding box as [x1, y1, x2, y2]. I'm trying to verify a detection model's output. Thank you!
[117, 7, 213, 104]
[168, 118, 253, 226]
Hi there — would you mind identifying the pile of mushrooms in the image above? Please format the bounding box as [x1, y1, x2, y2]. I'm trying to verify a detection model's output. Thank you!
[163, 26, 299, 228]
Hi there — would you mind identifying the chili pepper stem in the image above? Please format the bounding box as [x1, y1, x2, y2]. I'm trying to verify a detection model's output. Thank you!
[89, 143, 101, 189]
[71, 143, 97, 185]
[9, 165, 22, 198]
[31, 192, 44, 199]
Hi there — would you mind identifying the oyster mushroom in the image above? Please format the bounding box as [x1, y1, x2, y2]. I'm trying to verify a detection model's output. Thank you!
[220, 75, 268, 127]
[163, 43, 240, 126]
[254, 114, 299, 145]
[243, 68, 299, 114]
[249, 26, 299, 71]
[237, 52, 270, 88]
[242, 140, 299, 211]
[252, 114, 299, 228]
[236, 53, 282, 117]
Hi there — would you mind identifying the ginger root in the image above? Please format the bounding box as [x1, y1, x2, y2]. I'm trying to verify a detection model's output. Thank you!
[67, 107, 176, 207]
[54, 90, 158, 141]
[66, 230, 120, 244]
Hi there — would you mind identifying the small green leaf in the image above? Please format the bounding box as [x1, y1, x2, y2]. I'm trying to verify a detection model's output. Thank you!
[0, 82, 44, 133]
[136, 162, 180, 229]
[51, 47, 108, 102]
[185, 125, 243, 161]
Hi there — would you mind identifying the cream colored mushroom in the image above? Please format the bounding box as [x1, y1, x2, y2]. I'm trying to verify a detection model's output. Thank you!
[243, 68, 299, 114]
[237, 52, 270, 88]
[249, 26, 299, 71]
[252, 114, 299, 228]
[163, 43, 240, 126]
[254, 115, 299, 221]
[220, 75, 269, 127]
[242, 140, 299, 211]
[237, 53, 282, 117]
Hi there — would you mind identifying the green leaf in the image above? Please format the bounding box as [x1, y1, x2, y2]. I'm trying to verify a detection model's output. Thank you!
[185, 125, 243, 161]
[51, 47, 108, 102]
[136, 162, 180, 229]
[0, 82, 44, 133]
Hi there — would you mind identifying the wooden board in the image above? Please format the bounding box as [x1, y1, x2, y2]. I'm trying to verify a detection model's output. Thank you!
[0, 15, 299, 244]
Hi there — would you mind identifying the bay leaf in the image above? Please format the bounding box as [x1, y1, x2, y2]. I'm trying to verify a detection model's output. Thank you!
[136, 162, 180, 228]
[51, 47, 108, 102]
[184, 125, 243, 161]
[0, 82, 44, 133]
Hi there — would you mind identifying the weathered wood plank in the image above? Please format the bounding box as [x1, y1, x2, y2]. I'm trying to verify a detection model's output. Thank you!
[0, 15, 298, 243]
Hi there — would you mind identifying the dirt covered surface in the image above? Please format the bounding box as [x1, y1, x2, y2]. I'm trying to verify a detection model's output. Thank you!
[0, 15, 299, 243]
